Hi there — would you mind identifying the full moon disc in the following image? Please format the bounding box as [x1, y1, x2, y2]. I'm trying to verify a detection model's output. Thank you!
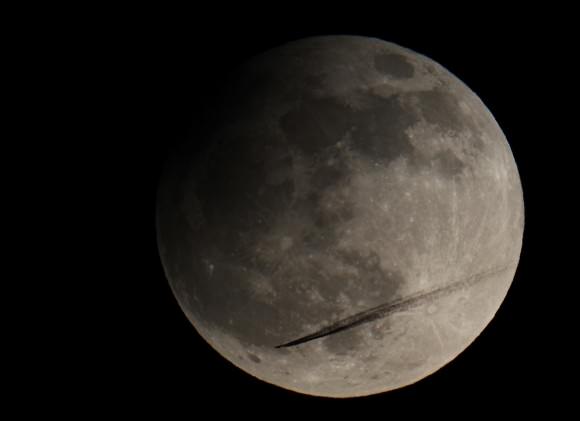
[156, 36, 524, 397]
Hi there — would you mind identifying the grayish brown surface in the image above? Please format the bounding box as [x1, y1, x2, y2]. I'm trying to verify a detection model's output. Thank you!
[276, 265, 513, 348]
[156, 36, 524, 397]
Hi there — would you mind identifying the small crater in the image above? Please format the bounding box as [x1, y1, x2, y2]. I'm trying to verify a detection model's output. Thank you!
[374, 52, 415, 79]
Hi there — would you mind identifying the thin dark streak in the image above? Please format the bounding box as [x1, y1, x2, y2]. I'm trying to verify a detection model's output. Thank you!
[275, 264, 513, 349]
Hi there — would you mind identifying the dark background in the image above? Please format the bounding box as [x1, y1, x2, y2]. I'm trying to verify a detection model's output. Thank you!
[67, 9, 570, 415]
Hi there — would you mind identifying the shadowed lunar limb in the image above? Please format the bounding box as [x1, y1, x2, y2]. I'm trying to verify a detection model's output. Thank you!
[276, 264, 515, 349]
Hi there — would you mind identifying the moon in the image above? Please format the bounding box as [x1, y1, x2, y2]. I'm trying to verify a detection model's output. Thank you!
[156, 36, 524, 397]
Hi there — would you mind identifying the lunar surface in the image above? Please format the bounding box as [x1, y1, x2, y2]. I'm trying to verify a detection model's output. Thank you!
[156, 36, 524, 397]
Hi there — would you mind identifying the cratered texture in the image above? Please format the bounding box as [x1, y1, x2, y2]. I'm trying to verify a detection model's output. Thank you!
[156, 36, 524, 397]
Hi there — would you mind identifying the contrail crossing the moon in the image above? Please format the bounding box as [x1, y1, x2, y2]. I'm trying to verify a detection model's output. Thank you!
[275, 264, 514, 348]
